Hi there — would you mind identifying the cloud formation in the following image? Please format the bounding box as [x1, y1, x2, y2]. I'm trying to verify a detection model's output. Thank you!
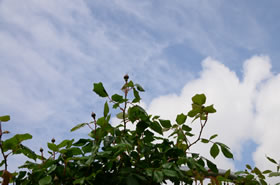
[147, 56, 279, 173]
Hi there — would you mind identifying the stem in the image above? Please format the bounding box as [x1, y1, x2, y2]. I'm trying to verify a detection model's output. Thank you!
[91, 112, 97, 141]
[0, 121, 8, 171]
[86, 123, 94, 131]
[123, 83, 128, 132]
[92, 117, 97, 144]
[187, 114, 208, 150]
[93, 119, 97, 136]
[108, 96, 125, 112]
[41, 151, 45, 163]
[63, 160, 67, 177]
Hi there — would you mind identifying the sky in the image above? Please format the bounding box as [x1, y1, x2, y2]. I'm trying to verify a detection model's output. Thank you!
[1, 0, 280, 183]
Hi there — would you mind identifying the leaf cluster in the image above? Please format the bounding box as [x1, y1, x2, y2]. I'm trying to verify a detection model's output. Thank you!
[0, 77, 279, 185]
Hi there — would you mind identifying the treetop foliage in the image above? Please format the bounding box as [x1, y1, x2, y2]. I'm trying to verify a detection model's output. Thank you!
[0, 75, 279, 184]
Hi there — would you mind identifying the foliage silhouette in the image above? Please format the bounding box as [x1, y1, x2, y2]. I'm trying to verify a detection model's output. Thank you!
[0, 75, 279, 184]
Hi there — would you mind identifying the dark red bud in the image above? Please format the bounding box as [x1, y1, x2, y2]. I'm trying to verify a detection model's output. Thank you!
[124, 74, 129, 82]
[91, 112, 96, 119]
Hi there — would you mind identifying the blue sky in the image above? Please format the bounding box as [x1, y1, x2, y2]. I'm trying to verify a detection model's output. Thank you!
[1, 0, 280, 180]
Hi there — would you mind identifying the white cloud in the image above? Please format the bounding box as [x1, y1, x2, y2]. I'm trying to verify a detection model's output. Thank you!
[253, 73, 280, 170]
[147, 56, 278, 174]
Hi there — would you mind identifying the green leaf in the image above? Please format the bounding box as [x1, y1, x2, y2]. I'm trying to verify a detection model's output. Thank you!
[113, 103, 120, 109]
[143, 130, 154, 143]
[70, 123, 86, 132]
[82, 142, 93, 153]
[185, 132, 194, 137]
[73, 177, 85, 184]
[186, 157, 196, 169]
[111, 94, 124, 103]
[153, 170, 164, 183]
[224, 169, 231, 178]
[221, 146, 233, 159]
[48, 164, 57, 174]
[246, 174, 254, 181]
[209, 134, 218, 140]
[116, 112, 124, 119]
[260, 179, 267, 185]
[104, 101, 109, 117]
[187, 109, 200, 117]
[162, 163, 173, 169]
[210, 143, 219, 159]
[216, 142, 230, 149]
[0, 160, 5, 167]
[39, 175, 52, 185]
[136, 121, 149, 134]
[266, 156, 277, 164]
[153, 115, 160, 120]
[162, 169, 177, 177]
[64, 147, 83, 156]
[17, 171, 26, 180]
[177, 129, 185, 140]
[176, 113, 187, 125]
[149, 121, 163, 135]
[57, 139, 74, 148]
[201, 138, 209, 143]
[135, 83, 145, 92]
[93, 82, 108, 97]
[132, 88, 141, 103]
[128, 105, 147, 123]
[18, 161, 37, 169]
[262, 170, 272, 174]
[145, 168, 153, 177]
[17, 133, 32, 142]
[73, 139, 89, 147]
[203, 105, 216, 113]
[253, 167, 264, 178]
[159, 119, 171, 128]
[18, 145, 37, 161]
[192, 94, 206, 105]
[127, 175, 139, 185]
[96, 117, 105, 127]
[246, 164, 252, 170]
[48, 143, 58, 152]
[182, 125, 192, 132]
[196, 158, 205, 167]
[2, 133, 32, 152]
[269, 172, 280, 177]
[127, 80, 134, 87]
[0, 115, 10, 122]
[206, 159, 218, 173]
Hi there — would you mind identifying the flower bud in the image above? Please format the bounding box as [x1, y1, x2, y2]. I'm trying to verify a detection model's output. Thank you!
[124, 74, 129, 82]
[40, 148, 44, 152]
[91, 112, 96, 119]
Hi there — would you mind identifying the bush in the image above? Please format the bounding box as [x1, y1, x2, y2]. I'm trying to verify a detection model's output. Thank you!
[0, 75, 279, 184]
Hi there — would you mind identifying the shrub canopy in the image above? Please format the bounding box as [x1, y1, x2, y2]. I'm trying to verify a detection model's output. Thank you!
[0, 75, 279, 185]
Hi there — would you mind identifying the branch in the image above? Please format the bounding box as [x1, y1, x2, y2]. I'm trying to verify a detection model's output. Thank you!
[187, 114, 208, 150]
[123, 82, 128, 132]
[0, 121, 8, 171]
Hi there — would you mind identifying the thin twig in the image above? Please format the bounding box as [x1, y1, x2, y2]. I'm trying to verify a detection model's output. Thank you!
[123, 84, 128, 132]
[187, 114, 208, 150]
[0, 121, 8, 171]
[86, 123, 94, 131]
